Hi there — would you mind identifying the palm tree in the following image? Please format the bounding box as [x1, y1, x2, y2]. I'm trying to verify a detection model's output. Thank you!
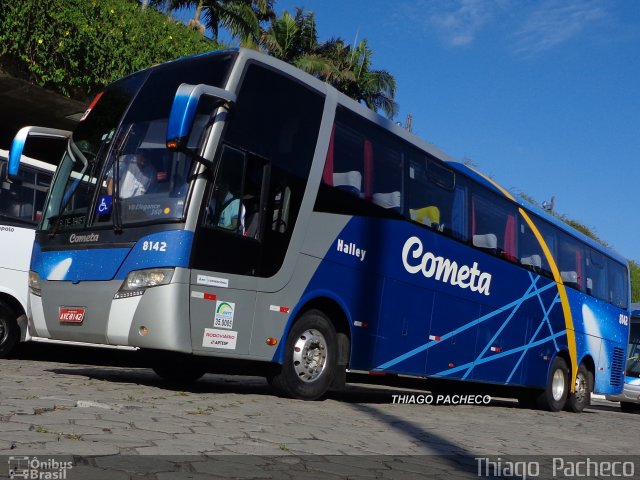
[164, 0, 273, 44]
[338, 39, 398, 119]
[261, 8, 318, 63]
[260, 10, 397, 118]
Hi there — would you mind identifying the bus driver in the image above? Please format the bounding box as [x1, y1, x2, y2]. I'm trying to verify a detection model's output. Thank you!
[107, 153, 157, 198]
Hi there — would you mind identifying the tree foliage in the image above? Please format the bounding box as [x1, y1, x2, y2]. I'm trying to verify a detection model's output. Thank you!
[312, 38, 397, 118]
[158, 0, 274, 44]
[261, 8, 317, 63]
[261, 9, 398, 118]
[630, 260, 640, 304]
[0, 0, 219, 100]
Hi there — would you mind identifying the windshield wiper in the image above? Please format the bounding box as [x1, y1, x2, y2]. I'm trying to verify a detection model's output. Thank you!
[110, 126, 135, 234]
[48, 142, 93, 238]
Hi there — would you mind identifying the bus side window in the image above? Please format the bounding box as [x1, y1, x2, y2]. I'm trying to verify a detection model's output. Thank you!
[270, 183, 291, 234]
[407, 156, 460, 238]
[557, 233, 584, 291]
[518, 216, 552, 278]
[204, 145, 267, 240]
[608, 261, 628, 308]
[586, 249, 608, 301]
[204, 146, 246, 234]
[328, 123, 365, 197]
[0, 166, 41, 223]
[471, 190, 517, 262]
[370, 140, 403, 213]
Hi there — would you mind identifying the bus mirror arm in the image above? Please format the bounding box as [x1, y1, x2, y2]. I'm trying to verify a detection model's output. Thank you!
[166, 83, 236, 155]
[173, 109, 230, 170]
[8, 126, 71, 182]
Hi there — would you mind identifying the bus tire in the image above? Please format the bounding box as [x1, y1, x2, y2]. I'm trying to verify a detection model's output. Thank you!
[536, 356, 569, 412]
[269, 309, 336, 400]
[0, 301, 20, 358]
[566, 364, 592, 413]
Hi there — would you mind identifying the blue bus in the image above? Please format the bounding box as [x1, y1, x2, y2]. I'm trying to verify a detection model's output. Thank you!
[10, 48, 630, 411]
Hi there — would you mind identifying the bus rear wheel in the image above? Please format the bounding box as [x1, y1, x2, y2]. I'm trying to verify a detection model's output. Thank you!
[268, 309, 336, 400]
[566, 364, 592, 413]
[0, 301, 20, 358]
[537, 356, 569, 412]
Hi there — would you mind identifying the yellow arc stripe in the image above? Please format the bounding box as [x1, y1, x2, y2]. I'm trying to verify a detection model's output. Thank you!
[466, 165, 515, 201]
[466, 165, 577, 391]
[519, 208, 578, 392]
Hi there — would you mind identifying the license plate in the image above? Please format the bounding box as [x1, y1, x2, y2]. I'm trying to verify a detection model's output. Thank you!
[59, 307, 86, 324]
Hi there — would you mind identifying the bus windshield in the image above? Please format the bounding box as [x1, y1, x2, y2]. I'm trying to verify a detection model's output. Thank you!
[43, 51, 236, 231]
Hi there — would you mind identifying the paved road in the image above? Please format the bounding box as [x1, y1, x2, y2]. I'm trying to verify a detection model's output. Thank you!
[0, 343, 638, 479]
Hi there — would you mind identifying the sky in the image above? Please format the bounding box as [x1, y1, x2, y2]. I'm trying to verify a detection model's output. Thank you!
[184, 0, 640, 262]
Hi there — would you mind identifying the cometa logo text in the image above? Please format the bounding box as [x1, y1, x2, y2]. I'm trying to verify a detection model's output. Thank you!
[402, 236, 492, 296]
[69, 233, 99, 243]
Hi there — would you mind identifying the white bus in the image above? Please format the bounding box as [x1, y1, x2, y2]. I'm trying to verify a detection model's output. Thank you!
[0, 147, 58, 356]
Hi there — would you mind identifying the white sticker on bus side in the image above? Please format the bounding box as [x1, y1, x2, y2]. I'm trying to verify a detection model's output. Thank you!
[213, 301, 235, 329]
[202, 328, 237, 349]
[197, 274, 229, 288]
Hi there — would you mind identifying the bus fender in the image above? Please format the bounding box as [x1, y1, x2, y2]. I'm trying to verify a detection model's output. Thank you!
[271, 289, 354, 365]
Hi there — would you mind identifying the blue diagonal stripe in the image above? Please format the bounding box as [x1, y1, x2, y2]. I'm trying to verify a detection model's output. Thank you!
[433, 329, 567, 377]
[461, 276, 541, 380]
[373, 280, 557, 371]
[506, 292, 560, 383]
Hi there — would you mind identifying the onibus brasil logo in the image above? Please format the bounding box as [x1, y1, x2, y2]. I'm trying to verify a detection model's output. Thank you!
[9, 456, 73, 479]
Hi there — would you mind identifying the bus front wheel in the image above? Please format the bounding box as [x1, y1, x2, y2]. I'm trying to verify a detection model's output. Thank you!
[565, 364, 592, 413]
[537, 356, 569, 412]
[0, 301, 20, 358]
[268, 309, 337, 400]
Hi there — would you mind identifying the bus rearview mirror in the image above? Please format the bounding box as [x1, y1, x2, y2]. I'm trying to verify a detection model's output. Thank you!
[166, 83, 236, 154]
[8, 126, 71, 181]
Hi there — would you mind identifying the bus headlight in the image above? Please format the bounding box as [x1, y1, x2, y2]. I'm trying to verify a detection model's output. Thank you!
[29, 271, 42, 297]
[115, 268, 174, 299]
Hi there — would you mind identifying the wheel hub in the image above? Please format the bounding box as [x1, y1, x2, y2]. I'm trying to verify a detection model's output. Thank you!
[0, 318, 7, 344]
[292, 329, 327, 383]
[573, 372, 587, 403]
[552, 368, 566, 401]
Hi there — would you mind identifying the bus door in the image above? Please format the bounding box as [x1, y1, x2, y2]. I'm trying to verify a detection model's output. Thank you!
[189, 145, 267, 355]
[189, 140, 310, 358]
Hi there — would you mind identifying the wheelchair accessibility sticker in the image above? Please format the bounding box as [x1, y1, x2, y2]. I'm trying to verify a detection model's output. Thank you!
[97, 195, 112, 215]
